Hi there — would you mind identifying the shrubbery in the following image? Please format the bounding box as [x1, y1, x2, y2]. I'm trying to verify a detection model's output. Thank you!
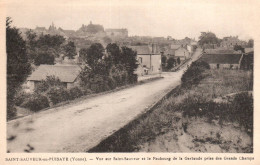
[68, 87, 84, 100]
[14, 91, 32, 106]
[21, 93, 49, 112]
[180, 92, 253, 135]
[181, 60, 210, 87]
[47, 87, 70, 105]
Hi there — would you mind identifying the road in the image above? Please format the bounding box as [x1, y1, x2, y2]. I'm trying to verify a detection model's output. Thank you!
[7, 48, 202, 153]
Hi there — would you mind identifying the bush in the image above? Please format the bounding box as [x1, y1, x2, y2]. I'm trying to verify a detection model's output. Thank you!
[68, 87, 84, 100]
[21, 93, 49, 112]
[14, 91, 32, 106]
[109, 64, 128, 87]
[35, 76, 64, 93]
[47, 87, 70, 105]
[180, 92, 253, 135]
[181, 60, 210, 87]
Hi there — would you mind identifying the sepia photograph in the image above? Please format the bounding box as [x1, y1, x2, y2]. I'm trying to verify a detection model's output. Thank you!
[3, 0, 256, 155]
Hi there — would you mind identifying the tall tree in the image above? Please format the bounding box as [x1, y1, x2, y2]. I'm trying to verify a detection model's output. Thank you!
[198, 32, 220, 47]
[63, 41, 77, 59]
[121, 46, 138, 83]
[106, 43, 122, 65]
[84, 43, 104, 68]
[6, 17, 31, 119]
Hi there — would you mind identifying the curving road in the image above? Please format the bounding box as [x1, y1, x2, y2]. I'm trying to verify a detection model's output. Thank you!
[7, 48, 202, 153]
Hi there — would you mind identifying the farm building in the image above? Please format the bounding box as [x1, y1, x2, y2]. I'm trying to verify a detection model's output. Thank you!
[200, 54, 243, 69]
[27, 64, 82, 91]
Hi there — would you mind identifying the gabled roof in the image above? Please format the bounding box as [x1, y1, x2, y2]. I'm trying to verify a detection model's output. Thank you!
[129, 45, 160, 54]
[204, 49, 240, 54]
[28, 65, 82, 82]
[201, 54, 243, 64]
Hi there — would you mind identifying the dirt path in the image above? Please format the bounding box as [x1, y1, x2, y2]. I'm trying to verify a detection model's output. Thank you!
[7, 49, 202, 153]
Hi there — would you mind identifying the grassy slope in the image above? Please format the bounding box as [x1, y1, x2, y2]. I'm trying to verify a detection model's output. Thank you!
[89, 69, 253, 153]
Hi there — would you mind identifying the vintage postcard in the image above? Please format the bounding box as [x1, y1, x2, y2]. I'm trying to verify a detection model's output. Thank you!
[0, 0, 259, 164]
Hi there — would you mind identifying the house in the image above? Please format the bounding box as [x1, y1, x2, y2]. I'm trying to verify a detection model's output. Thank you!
[105, 29, 128, 38]
[200, 54, 243, 69]
[130, 45, 162, 76]
[27, 65, 82, 91]
[204, 48, 241, 54]
[220, 36, 247, 48]
[175, 47, 190, 61]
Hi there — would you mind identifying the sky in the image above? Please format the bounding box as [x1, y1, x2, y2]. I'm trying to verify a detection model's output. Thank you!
[4, 0, 259, 40]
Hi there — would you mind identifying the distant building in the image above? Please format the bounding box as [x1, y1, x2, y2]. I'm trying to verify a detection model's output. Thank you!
[201, 54, 243, 69]
[130, 45, 162, 76]
[175, 47, 190, 61]
[27, 65, 82, 91]
[105, 29, 128, 38]
[220, 36, 247, 48]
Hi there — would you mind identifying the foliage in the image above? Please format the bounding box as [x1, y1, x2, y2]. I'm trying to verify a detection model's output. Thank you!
[47, 87, 70, 105]
[63, 41, 77, 59]
[247, 39, 254, 48]
[198, 32, 220, 47]
[83, 43, 104, 68]
[14, 91, 32, 106]
[21, 93, 49, 112]
[26, 32, 65, 64]
[79, 67, 114, 93]
[234, 45, 245, 53]
[166, 57, 175, 70]
[6, 17, 31, 120]
[177, 57, 181, 65]
[161, 55, 167, 69]
[121, 46, 138, 83]
[34, 52, 55, 66]
[181, 60, 210, 87]
[68, 87, 84, 100]
[181, 92, 253, 135]
[109, 64, 128, 86]
[34, 76, 64, 93]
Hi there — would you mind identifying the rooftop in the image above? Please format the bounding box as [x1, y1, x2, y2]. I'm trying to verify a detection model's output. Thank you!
[201, 54, 243, 64]
[28, 65, 82, 83]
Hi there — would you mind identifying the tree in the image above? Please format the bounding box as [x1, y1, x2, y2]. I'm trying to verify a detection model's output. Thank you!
[63, 41, 77, 59]
[166, 57, 175, 70]
[177, 57, 181, 65]
[161, 55, 167, 69]
[84, 43, 104, 68]
[121, 46, 138, 83]
[34, 52, 55, 66]
[106, 43, 122, 65]
[234, 45, 245, 53]
[6, 17, 31, 119]
[248, 39, 254, 48]
[198, 32, 220, 47]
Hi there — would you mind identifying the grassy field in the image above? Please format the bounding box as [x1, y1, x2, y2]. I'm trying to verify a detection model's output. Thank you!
[89, 69, 253, 153]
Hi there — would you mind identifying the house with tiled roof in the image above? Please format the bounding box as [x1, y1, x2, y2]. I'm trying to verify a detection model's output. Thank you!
[200, 53, 243, 69]
[129, 45, 162, 76]
[27, 64, 82, 91]
[175, 47, 190, 61]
